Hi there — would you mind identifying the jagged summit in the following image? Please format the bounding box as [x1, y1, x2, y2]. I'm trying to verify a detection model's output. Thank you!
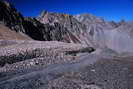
[39, 10, 48, 18]
[37, 10, 74, 25]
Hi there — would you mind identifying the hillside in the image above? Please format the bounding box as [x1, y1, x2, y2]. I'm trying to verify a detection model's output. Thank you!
[0, 24, 32, 40]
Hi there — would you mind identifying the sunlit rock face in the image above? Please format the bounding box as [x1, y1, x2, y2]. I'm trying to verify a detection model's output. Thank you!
[38, 11, 85, 33]
[37, 11, 87, 43]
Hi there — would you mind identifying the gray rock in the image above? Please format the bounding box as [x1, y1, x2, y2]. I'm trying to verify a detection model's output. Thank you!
[0, 53, 132, 89]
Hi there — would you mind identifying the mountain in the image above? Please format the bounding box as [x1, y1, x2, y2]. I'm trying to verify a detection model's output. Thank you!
[74, 13, 115, 30]
[38, 10, 85, 33]
[74, 14, 133, 53]
[0, 1, 65, 42]
[37, 10, 86, 43]
[1, 0, 133, 53]
[24, 17, 82, 43]
[1, 1, 133, 89]
[0, 1, 83, 43]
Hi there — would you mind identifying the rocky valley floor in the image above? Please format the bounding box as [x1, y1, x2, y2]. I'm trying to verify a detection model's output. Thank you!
[0, 40, 132, 89]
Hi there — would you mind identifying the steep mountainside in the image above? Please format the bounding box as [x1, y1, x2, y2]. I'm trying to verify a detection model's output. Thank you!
[24, 17, 81, 43]
[38, 11, 85, 33]
[37, 11, 87, 43]
[0, 1, 25, 32]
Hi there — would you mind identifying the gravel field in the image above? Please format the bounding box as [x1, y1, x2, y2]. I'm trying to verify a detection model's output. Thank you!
[0, 40, 133, 89]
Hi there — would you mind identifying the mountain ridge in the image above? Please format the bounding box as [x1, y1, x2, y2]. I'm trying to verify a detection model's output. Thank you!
[1, 0, 133, 53]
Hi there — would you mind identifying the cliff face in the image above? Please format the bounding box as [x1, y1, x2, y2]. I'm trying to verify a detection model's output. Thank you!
[38, 11, 85, 33]
[24, 17, 81, 43]
[37, 11, 86, 43]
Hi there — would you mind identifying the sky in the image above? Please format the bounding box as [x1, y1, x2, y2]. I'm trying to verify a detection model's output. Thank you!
[7, 0, 133, 21]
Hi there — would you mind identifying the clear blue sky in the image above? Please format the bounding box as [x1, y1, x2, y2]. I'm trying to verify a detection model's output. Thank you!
[7, 0, 133, 21]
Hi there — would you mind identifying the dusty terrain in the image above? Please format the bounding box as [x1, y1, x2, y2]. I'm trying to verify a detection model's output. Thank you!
[0, 40, 132, 89]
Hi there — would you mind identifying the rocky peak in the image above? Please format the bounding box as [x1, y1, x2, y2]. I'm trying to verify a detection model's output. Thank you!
[37, 10, 72, 24]
[39, 10, 48, 18]
[74, 13, 105, 24]
[37, 11, 85, 33]
[118, 19, 126, 26]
